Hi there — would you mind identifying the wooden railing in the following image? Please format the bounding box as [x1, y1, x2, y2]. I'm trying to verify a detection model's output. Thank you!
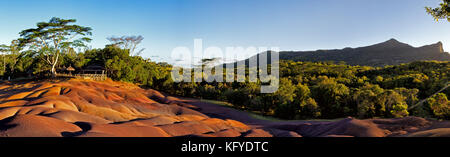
[56, 73, 107, 81]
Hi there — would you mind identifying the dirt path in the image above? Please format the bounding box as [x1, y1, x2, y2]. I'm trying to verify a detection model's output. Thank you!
[179, 98, 328, 128]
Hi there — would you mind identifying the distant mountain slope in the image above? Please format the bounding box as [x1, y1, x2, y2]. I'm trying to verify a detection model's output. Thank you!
[279, 39, 450, 66]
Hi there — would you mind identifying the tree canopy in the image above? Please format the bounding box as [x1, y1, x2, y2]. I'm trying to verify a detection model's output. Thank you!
[426, 0, 450, 22]
[107, 35, 145, 56]
[18, 17, 92, 76]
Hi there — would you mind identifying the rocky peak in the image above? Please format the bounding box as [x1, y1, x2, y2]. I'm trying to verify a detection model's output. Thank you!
[372, 38, 412, 49]
[436, 41, 444, 52]
[419, 41, 445, 53]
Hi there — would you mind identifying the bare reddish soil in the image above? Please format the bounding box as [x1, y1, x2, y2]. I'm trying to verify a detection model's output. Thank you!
[0, 79, 448, 137]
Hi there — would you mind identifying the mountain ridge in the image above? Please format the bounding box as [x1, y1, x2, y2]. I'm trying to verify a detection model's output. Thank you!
[277, 39, 449, 66]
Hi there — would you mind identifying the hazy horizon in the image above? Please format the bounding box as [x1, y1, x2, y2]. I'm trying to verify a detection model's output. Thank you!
[1, 0, 449, 64]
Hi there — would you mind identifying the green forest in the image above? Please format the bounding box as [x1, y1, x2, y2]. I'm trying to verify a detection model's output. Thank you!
[1, 17, 449, 121]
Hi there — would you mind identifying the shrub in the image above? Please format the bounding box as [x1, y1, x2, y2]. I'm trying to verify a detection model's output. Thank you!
[425, 93, 450, 119]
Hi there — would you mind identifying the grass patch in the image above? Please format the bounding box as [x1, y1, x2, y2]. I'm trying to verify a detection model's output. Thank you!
[200, 99, 234, 107]
[200, 99, 284, 122]
[199, 99, 345, 122]
[246, 112, 284, 122]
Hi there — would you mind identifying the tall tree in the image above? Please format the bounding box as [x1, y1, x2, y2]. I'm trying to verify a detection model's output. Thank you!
[18, 17, 92, 77]
[107, 35, 145, 56]
[311, 77, 350, 118]
[426, 0, 450, 22]
[0, 40, 22, 77]
[0, 44, 8, 75]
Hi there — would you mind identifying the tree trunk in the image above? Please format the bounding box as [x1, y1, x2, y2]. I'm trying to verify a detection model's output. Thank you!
[51, 53, 60, 78]
[51, 63, 57, 77]
[3, 55, 5, 75]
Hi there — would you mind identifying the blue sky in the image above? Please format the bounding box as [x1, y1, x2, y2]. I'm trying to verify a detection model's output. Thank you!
[0, 0, 449, 63]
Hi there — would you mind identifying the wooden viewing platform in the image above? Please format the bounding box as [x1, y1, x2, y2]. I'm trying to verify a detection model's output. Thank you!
[56, 65, 108, 81]
[56, 73, 107, 81]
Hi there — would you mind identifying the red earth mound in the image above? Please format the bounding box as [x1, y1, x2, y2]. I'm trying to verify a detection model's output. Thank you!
[0, 79, 449, 137]
[0, 79, 271, 137]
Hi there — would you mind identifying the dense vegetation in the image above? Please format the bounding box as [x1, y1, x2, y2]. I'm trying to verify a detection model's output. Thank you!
[160, 60, 449, 120]
[1, 17, 449, 120]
